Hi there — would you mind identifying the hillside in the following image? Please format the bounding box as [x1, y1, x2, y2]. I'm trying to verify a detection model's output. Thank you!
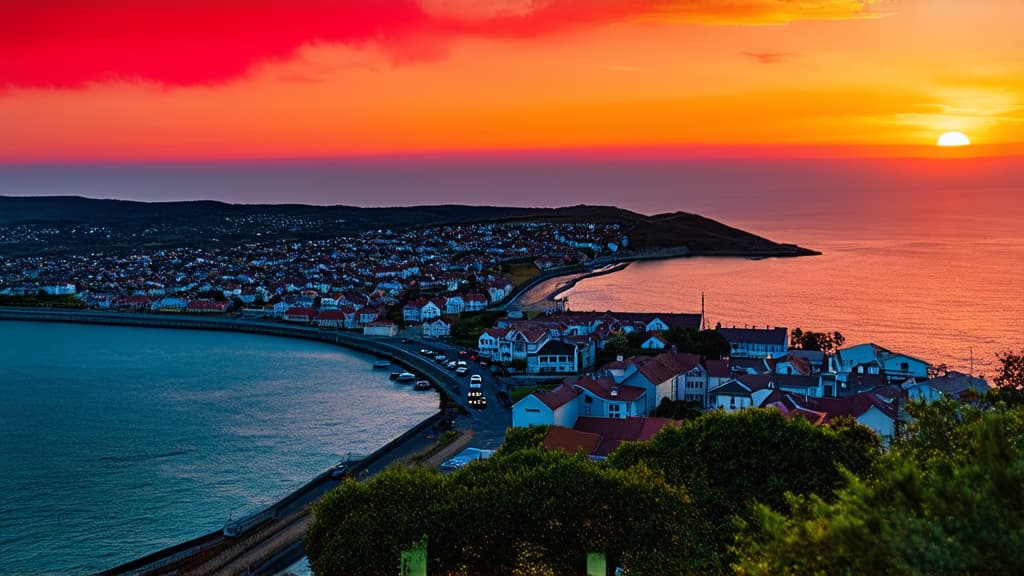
[0, 196, 816, 257]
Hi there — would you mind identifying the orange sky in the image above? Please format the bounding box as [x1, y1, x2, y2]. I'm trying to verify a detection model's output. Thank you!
[1, 0, 1022, 161]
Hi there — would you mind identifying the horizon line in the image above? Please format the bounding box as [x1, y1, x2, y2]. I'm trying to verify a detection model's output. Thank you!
[1, 143, 1022, 166]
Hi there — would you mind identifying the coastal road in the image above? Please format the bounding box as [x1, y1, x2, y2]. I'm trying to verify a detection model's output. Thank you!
[387, 336, 512, 451]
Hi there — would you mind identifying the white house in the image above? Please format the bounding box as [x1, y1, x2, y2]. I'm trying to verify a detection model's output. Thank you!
[41, 283, 77, 296]
[421, 299, 443, 320]
[363, 321, 398, 337]
[571, 375, 647, 420]
[832, 343, 930, 384]
[403, 299, 426, 323]
[904, 371, 990, 402]
[526, 340, 579, 374]
[422, 318, 451, 339]
[640, 333, 669, 350]
[355, 306, 379, 326]
[512, 384, 580, 428]
[150, 296, 188, 312]
[444, 295, 465, 315]
[464, 293, 488, 312]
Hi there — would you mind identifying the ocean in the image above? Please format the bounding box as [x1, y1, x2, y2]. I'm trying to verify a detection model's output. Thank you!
[550, 179, 1024, 377]
[0, 322, 439, 575]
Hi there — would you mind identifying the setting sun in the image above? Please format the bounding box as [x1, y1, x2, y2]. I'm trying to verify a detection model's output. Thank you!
[937, 131, 971, 147]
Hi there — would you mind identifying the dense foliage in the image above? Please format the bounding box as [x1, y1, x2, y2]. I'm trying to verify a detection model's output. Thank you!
[789, 327, 845, 354]
[308, 410, 880, 575]
[734, 400, 1024, 575]
[307, 450, 703, 575]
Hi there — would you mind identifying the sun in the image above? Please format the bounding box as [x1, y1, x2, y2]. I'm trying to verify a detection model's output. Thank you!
[937, 131, 971, 147]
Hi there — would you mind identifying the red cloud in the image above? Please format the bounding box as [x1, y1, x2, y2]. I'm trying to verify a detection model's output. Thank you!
[0, 1, 434, 88]
[0, 1, 879, 89]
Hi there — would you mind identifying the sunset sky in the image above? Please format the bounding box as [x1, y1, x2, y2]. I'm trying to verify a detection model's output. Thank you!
[2, 0, 1022, 163]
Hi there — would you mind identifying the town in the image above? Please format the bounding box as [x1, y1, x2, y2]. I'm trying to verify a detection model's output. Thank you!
[1, 212, 988, 453]
[0, 220, 626, 323]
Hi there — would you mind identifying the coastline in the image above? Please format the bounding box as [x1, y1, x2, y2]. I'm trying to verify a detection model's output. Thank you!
[0, 307, 463, 410]
[507, 244, 818, 312]
[0, 309, 468, 575]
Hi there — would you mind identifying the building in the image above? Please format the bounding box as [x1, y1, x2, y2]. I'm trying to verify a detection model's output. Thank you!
[526, 340, 580, 374]
[512, 383, 580, 428]
[363, 321, 398, 337]
[718, 326, 789, 358]
[422, 318, 451, 338]
[831, 343, 930, 384]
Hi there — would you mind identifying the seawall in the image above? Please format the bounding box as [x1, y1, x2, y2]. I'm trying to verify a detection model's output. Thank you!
[0, 307, 467, 411]
[0, 307, 471, 575]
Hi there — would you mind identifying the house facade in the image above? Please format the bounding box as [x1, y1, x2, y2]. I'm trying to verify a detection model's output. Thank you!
[422, 318, 451, 338]
[718, 327, 789, 358]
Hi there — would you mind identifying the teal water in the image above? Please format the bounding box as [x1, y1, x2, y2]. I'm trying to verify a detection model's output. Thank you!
[0, 321, 439, 575]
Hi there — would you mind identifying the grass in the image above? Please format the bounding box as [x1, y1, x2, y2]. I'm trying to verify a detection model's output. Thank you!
[510, 381, 560, 403]
[409, 429, 460, 465]
[451, 310, 506, 348]
[504, 261, 542, 288]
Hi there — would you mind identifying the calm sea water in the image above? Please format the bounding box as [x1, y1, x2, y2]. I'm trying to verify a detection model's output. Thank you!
[0, 322, 438, 576]
[556, 185, 1024, 377]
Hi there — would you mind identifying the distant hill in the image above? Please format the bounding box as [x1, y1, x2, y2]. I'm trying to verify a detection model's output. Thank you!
[0, 196, 816, 258]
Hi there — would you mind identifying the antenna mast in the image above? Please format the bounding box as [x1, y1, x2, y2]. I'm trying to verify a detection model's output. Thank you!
[701, 291, 706, 330]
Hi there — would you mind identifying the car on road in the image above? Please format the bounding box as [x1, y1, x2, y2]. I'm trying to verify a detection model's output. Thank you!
[469, 374, 482, 388]
[446, 361, 458, 370]
[419, 348, 433, 356]
[455, 366, 469, 376]
[435, 354, 447, 363]
[456, 360, 467, 367]
[467, 390, 487, 409]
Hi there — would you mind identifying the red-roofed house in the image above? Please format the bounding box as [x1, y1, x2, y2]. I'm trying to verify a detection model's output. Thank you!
[284, 307, 317, 323]
[315, 310, 347, 329]
[512, 383, 580, 428]
[570, 375, 647, 420]
[403, 298, 428, 323]
[464, 293, 488, 312]
[422, 298, 443, 320]
[572, 416, 682, 457]
[541, 426, 603, 456]
[187, 299, 229, 314]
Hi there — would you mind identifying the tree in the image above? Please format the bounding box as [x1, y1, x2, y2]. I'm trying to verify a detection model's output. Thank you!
[733, 404, 1024, 576]
[608, 409, 881, 569]
[988, 350, 1024, 406]
[789, 327, 845, 355]
[789, 327, 803, 349]
[603, 332, 630, 357]
[995, 350, 1024, 390]
[307, 449, 706, 575]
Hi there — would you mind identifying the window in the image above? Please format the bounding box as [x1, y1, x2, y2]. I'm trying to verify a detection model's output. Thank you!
[901, 362, 909, 372]
[608, 404, 621, 418]
[525, 408, 540, 413]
